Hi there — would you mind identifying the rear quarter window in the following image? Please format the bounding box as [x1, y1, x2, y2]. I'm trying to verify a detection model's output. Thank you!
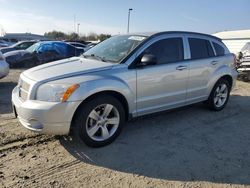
[189, 38, 215, 59]
[212, 42, 225, 56]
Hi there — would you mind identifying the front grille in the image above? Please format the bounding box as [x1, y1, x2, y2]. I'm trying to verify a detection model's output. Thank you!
[19, 79, 30, 101]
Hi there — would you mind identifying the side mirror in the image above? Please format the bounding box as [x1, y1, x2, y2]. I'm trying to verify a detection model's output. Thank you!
[137, 54, 157, 67]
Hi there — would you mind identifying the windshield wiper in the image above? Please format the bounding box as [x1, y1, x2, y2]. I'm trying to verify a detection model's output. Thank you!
[83, 54, 106, 62]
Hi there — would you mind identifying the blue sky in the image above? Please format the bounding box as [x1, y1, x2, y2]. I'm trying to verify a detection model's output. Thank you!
[0, 0, 249, 35]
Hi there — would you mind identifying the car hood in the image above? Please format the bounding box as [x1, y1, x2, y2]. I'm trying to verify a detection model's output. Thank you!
[23, 56, 114, 82]
[4, 50, 30, 58]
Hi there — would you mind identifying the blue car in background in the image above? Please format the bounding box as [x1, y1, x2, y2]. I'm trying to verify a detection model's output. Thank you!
[4, 41, 84, 68]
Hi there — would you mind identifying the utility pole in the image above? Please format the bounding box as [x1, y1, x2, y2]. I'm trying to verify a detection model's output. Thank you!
[127, 8, 133, 34]
[77, 23, 80, 36]
[74, 14, 76, 33]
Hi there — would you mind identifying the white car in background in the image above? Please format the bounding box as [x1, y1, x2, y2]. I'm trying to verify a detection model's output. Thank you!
[237, 42, 250, 81]
[0, 51, 9, 79]
[0, 40, 9, 47]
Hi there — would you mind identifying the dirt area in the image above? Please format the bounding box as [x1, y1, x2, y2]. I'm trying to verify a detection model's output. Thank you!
[0, 69, 250, 188]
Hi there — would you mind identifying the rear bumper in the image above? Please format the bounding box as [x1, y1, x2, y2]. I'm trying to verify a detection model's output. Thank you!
[12, 86, 81, 135]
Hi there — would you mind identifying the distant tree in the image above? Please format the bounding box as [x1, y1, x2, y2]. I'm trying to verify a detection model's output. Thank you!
[44, 30, 66, 40]
[99, 34, 111, 41]
[68, 32, 79, 40]
[79, 34, 87, 41]
[87, 32, 98, 41]
[44, 30, 111, 42]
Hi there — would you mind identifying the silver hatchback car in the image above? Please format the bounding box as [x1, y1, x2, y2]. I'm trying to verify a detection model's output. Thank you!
[12, 31, 238, 147]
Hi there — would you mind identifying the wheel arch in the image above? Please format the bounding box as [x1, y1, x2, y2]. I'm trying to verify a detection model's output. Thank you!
[219, 75, 233, 90]
[70, 90, 130, 131]
[207, 73, 233, 100]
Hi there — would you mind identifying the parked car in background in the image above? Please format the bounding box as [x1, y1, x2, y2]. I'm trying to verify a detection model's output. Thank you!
[0, 37, 18, 46]
[237, 42, 250, 81]
[0, 51, 9, 79]
[84, 43, 97, 51]
[67, 42, 87, 51]
[12, 31, 237, 147]
[0, 40, 10, 47]
[4, 41, 84, 68]
[65, 40, 91, 45]
[0, 41, 37, 54]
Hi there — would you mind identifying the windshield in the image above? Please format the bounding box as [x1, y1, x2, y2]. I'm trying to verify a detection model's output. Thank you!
[26, 43, 40, 53]
[83, 35, 147, 63]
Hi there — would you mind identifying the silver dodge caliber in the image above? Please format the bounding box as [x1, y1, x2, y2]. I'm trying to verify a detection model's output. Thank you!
[12, 31, 238, 147]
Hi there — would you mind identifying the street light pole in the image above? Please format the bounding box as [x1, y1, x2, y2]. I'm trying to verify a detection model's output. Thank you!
[77, 23, 80, 35]
[127, 8, 133, 34]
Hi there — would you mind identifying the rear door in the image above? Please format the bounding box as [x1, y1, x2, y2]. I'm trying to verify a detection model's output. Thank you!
[186, 36, 218, 104]
[136, 36, 189, 115]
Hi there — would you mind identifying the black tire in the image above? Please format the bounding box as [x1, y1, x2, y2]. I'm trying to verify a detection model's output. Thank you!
[207, 79, 230, 111]
[73, 95, 125, 147]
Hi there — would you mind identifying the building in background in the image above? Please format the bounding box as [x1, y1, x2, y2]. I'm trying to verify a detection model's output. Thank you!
[213, 29, 250, 54]
[3, 33, 48, 41]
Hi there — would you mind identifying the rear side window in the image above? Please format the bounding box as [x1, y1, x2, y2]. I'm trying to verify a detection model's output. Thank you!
[53, 43, 68, 55]
[189, 38, 214, 59]
[144, 38, 184, 64]
[212, 42, 225, 56]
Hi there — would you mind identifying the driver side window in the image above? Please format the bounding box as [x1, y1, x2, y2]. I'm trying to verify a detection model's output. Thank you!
[144, 38, 184, 64]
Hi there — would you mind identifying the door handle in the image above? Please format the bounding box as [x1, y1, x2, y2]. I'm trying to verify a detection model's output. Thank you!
[211, 60, 218, 65]
[176, 65, 187, 71]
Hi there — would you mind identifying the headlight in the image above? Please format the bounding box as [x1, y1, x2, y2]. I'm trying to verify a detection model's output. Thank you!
[36, 83, 79, 102]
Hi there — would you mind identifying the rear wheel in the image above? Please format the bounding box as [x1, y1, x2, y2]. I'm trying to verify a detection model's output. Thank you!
[207, 79, 230, 111]
[73, 95, 125, 147]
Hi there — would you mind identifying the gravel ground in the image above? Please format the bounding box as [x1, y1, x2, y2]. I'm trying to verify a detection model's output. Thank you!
[0, 69, 250, 188]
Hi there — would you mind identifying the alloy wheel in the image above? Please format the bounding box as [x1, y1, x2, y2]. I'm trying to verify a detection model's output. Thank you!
[86, 104, 120, 141]
[213, 83, 228, 108]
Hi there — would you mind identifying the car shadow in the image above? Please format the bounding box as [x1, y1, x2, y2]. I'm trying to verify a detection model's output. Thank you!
[60, 94, 250, 185]
[0, 82, 17, 114]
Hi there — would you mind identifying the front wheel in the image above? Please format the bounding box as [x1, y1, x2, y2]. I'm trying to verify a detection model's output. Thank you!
[207, 79, 230, 111]
[73, 95, 125, 147]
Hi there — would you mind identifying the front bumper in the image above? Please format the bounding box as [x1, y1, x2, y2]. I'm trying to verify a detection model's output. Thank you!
[12, 86, 81, 135]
